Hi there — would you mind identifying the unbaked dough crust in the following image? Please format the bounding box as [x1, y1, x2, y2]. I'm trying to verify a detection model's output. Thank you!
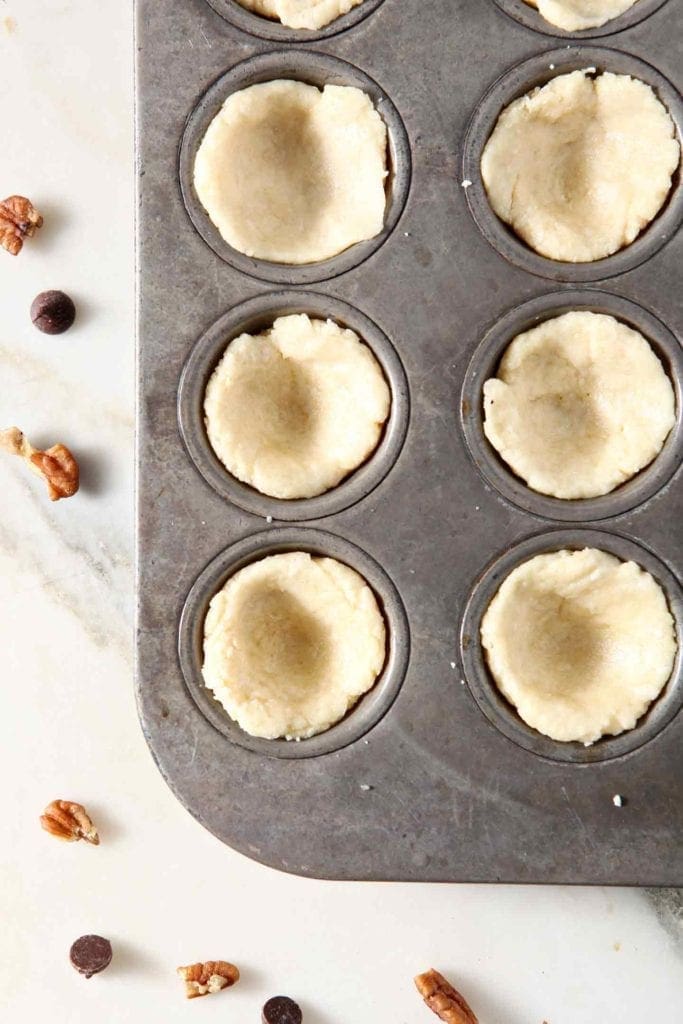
[204, 314, 391, 500]
[202, 551, 387, 740]
[481, 548, 677, 744]
[481, 70, 680, 263]
[483, 311, 675, 499]
[524, 0, 639, 31]
[194, 80, 388, 264]
[237, 0, 364, 29]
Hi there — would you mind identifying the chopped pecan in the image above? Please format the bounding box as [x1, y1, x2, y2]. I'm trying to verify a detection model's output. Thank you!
[40, 800, 99, 845]
[177, 961, 240, 999]
[0, 427, 79, 500]
[0, 195, 43, 255]
[415, 969, 478, 1024]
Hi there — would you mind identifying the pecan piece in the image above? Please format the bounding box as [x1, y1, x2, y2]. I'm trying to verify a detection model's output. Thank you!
[40, 800, 99, 845]
[177, 961, 240, 999]
[415, 969, 478, 1024]
[0, 195, 43, 255]
[0, 426, 79, 500]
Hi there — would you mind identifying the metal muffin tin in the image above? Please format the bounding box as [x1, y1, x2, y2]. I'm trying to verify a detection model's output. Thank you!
[136, 0, 683, 883]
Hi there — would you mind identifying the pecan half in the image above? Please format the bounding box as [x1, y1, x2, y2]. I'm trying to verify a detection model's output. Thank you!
[177, 961, 240, 999]
[40, 800, 99, 845]
[415, 969, 478, 1024]
[0, 195, 43, 255]
[0, 427, 79, 500]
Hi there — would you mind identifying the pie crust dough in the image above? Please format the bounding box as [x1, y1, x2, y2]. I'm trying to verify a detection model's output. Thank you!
[483, 311, 676, 499]
[481, 70, 680, 263]
[202, 552, 387, 740]
[524, 0, 639, 31]
[236, 0, 364, 29]
[480, 548, 677, 744]
[193, 80, 388, 264]
[204, 314, 391, 500]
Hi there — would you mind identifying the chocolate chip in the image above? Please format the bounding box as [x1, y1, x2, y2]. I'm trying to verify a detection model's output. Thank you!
[30, 290, 76, 334]
[262, 996, 303, 1024]
[69, 935, 112, 979]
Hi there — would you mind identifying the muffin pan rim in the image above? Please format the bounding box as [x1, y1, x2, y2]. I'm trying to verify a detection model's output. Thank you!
[461, 45, 683, 283]
[178, 48, 412, 285]
[460, 289, 683, 522]
[203, 0, 387, 42]
[460, 527, 683, 765]
[178, 291, 411, 521]
[177, 527, 411, 760]
[490, 0, 671, 40]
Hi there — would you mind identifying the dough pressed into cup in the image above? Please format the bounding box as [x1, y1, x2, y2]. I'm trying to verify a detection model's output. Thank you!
[480, 547, 677, 744]
[202, 551, 387, 740]
[483, 311, 676, 499]
[481, 69, 680, 263]
[236, 0, 365, 29]
[204, 314, 391, 500]
[193, 79, 388, 264]
[523, 0, 639, 31]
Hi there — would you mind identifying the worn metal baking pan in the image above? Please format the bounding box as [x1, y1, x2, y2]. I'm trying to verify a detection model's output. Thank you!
[136, 0, 683, 883]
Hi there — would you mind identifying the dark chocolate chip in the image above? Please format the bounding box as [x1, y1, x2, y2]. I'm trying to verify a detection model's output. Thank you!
[69, 934, 112, 979]
[30, 290, 76, 334]
[262, 996, 303, 1024]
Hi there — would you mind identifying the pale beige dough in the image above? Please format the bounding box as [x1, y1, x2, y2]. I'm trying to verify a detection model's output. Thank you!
[237, 0, 364, 29]
[481, 70, 680, 263]
[481, 548, 677, 744]
[204, 314, 390, 499]
[483, 311, 675, 499]
[524, 0, 639, 30]
[202, 552, 386, 740]
[193, 80, 388, 264]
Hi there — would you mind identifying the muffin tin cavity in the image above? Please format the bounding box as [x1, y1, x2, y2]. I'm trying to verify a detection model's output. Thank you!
[460, 529, 683, 764]
[178, 291, 409, 520]
[490, 0, 670, 38]
[178, 528, 410, 759]
[179, 50, 411, 284]
[461, 291, 683, 522]
[462, 47, 683, 282]
[203, 0, 386, 42]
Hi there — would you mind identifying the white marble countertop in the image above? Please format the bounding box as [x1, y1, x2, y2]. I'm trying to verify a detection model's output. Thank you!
[1, 2, 682, 1021]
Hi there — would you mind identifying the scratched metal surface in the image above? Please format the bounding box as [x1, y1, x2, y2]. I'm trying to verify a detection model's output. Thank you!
[136, 0, 683, 882]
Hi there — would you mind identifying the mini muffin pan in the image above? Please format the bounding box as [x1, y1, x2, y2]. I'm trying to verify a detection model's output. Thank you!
[136, 0, 683, 883]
